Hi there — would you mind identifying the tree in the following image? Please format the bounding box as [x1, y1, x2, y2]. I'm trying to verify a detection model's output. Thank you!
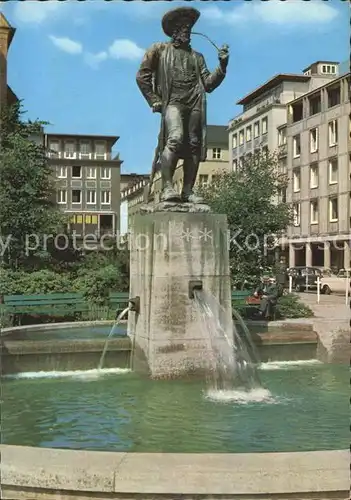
[0, 102, 66, 269]
[199, 151, 292, 285]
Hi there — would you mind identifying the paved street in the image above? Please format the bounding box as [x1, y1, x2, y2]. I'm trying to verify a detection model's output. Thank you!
[298, 292, 349, 321]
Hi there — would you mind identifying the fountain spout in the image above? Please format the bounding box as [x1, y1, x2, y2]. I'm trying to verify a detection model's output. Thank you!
[188, 280, 203, 299]
[129, 296, 140, 314]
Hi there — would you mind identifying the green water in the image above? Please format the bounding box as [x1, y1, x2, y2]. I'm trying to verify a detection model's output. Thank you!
[2, 363, 348, 453]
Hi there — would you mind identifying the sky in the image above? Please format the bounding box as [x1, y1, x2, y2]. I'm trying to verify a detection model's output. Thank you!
[1, 0, 349, 175]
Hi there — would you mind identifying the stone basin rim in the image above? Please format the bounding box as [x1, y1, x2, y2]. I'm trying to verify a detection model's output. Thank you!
[1, 445, 349, 496]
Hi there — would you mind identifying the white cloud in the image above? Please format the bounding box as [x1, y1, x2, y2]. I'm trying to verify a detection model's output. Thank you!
[201, 0, 339, 28]
[84, 39, 144, 69]
[13, 0, 63, 24]
[84, 51, 109, 69]
[49, 35, 83, 55]
[108, 39, 144, 61]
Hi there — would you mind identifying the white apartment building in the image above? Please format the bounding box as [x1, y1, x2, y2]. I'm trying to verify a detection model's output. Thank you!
[228, 61, 339, 171]
[284, 69, 350, 270]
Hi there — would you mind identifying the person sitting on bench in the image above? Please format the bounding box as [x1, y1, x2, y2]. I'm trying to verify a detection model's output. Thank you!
[253, 278, 282, 320]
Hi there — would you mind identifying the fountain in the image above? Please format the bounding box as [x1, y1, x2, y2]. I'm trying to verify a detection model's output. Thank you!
[1, 7, 349, 499]
[98, 306, 130, 370]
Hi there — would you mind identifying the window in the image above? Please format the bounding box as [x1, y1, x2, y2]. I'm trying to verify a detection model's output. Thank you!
[262, 145, 268, 158]
[101, 190, 111, 205]
[57, 166, 67, 178]
[309, 94, 321, 116]
[86, 167, 96, 179]
[293, 203, 300, 226]
[211, 175, 219, 183]
[246, 126, 252, 142]
[293, 168, 301, 192]
[322, 64, 337, 74]
[64, 141, 75, 158]
[310, 128, 318, 153]
[212, 148, 222, 159]
[233, 159, 238, 172]
[57, 189, 66, 204]
[49, 141, 59, 157]
[329, 158, 338, 184]
[86, 190, 96, 204]
[100, 167, 111, 180]
[80, 141, 91, 158]
[85, 215, 92, 224]
[328, 120, 338, 146]
[293, 135, 301, 157]
[72, 166, 82, 178]
[278, 188, 287, 203]
[262, 117, 268, 134]
[239, 130, 244, 145]
[278, 128, 287, 146]
[76, 214, 83, 224]
[199, 174, 208, 186]
[254, 121, 260, 138]
[329, 197, 338, 221]
[310, 163, 318, 188]
[232, 135, 237, 148]
[72, 190, 81, 204]
[310, 200, 318, 224]
[95, 141, 106, 159]
[328, 86, 341, 108]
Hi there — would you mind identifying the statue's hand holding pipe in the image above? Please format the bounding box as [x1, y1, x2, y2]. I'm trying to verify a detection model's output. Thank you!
[218, 44, 229, 71]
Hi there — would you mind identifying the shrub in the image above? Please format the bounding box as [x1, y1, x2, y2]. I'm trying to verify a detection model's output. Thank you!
[276, 293, 314, 319]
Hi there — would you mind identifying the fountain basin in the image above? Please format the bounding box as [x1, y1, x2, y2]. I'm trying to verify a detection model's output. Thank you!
[1, 445, 349, 499]
[2, 363, 348, 453]
[1, 321, 319, 375]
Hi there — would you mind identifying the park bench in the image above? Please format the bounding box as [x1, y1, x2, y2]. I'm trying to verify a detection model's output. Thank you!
[0, 293, 89, 325]
[109, 292, 129, 316]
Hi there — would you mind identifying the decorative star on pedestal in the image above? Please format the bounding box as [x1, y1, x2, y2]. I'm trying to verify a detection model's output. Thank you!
[198, 227, 213, 242]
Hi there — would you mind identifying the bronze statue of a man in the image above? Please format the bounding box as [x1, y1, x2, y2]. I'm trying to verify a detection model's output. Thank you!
[136, 7, 229, 204]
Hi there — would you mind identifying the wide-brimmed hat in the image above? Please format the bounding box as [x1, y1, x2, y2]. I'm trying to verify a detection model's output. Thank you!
[162, 7, 200, 37]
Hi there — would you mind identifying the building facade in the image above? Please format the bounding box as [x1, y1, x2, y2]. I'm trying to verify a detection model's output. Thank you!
[228, 62, 339, 172]
[0, 13, 18, 116]
[46, 133, 122, 238]
[121, 125, 230, 222]
[284, 70, 350, 270]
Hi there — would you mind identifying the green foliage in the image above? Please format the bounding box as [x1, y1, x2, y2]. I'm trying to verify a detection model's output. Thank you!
[199, 151, 292, 284]
[276, 293, 314, 319]
[73, 264, 128, 305]
[0, 268, 71, 295]
[0, 102, 66, 268]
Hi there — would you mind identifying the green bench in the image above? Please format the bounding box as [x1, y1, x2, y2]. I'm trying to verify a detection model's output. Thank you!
[0, 293, 89, 325]
[109, 292, 129, 315]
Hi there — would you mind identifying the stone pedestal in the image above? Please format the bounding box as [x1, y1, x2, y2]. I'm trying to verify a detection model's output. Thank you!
[127, 212, 232, 379]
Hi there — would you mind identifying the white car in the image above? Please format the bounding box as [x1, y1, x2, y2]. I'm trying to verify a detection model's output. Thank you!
[320, 270, 350, 295]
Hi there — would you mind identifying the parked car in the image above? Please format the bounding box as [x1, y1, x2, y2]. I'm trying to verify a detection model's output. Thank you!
[320, 269, 350, 295]
[287, 266, 322, 292]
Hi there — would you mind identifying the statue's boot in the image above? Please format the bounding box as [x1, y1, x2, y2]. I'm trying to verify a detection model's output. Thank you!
[160, 146, 181, 202]
[181, 154, 205, 204]
[181, 192, 205, 204]
[161, 183, 181, 202]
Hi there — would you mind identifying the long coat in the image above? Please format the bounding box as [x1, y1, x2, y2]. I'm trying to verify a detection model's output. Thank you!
[136, 42, 226, 163]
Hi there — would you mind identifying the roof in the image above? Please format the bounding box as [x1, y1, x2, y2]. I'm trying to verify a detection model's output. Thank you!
[0, 13, 16, 48]
[236, 74, 311, 106]
[45, 133, 119, 146]
[288, 72, 350, 106]
[206, 125, 228, 145]
[120, 173, 149, 180]
[302, 61, 339, 72]
[7, 85, 18, 105]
